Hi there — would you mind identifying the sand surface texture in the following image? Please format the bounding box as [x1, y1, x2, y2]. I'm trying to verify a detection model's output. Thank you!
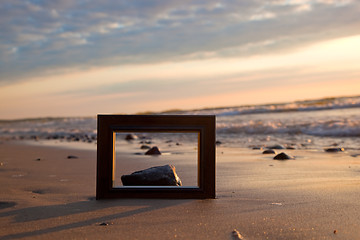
[0, 141, 360, 239]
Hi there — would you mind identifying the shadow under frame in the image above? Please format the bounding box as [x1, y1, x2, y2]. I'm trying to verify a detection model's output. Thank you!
[96, 115, 216, 199]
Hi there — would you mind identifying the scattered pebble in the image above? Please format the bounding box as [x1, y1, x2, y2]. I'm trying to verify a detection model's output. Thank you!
[35, 158, 41, 161]
[99, 222, 109, 226]
[325, 147, 345, 153]
[145, 146, 161, 155]
[273, 152, 295, 160]
[334, 230, 337, 234]
[67, 155, 78, 159]
[125, 134, 137, 141]
[263, 149, 276, 154]
[140, 145, 151, 150]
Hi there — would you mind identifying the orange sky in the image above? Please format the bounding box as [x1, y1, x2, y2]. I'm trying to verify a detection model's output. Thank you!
[1, 35, 359, 119]
[1, 1, 359, 119]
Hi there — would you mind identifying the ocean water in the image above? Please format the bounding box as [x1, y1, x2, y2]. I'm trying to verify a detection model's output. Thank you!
[1, 96, 360, 153]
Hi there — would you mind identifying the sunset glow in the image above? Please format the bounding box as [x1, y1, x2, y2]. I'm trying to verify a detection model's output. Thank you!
[0, 1, 359, 119]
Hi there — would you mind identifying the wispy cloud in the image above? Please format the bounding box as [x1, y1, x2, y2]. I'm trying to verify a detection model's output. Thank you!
[1, 0, 359, 83]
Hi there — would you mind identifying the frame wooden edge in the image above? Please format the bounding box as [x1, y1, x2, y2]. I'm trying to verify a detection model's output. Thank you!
[96, 115, 216, 199]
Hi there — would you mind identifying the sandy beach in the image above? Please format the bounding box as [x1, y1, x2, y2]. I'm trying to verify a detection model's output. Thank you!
[0, 140, 360, 240]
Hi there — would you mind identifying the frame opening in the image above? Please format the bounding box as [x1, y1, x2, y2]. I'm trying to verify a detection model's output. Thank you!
[96, 115, 215, 199]
[113, 131, 199, 188]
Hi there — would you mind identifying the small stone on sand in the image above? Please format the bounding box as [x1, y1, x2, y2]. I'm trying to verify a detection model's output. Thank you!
[140, 145, 151, 150]
[273, 152, 294, 160]
[145, 146, 161, 155]
[121, 164, 182, 186]
[325, 147, 345, 153]
[263, 149, 276, 154]
[125, 134, 137, 141]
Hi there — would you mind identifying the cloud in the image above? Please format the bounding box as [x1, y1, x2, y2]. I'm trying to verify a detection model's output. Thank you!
[0, 0, 359, 83]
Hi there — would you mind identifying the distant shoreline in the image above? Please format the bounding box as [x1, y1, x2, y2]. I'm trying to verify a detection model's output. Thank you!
[1, 94, 360, 121]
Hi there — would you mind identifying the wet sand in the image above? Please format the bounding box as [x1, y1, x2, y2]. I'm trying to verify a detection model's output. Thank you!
[0, 141, 360, 239]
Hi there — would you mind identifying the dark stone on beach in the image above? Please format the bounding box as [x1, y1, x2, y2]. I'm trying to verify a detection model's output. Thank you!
[252, 146, 263, 150]
[145, 146, 161, 155]
[35, 158, 41, 161]
[125, 134, 137, 141]
[67, 155, 78, 159]
[216, 140, 222, 145]
[325, 147, 345, 153]
[267, 144, 286, 149]
[273, 152, 294, 160]
[140, 145, 151, 150]
[263, 149, 276, 154]
[121, 164, 182, 186]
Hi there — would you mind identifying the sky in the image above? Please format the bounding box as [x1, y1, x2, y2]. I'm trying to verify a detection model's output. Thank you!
[0, 0, 360, 119]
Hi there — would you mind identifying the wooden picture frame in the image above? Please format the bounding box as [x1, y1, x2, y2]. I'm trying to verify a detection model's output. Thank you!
[96, 115, 216, 199]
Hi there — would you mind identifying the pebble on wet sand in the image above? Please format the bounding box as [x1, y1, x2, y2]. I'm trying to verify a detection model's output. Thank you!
[140, 145, 151, 150]
[145, 146, 161, 155]
[273, 152, 295, 160]
[125, 134, 137, 141]
[325, 147, 345, 153]
[263, 149, 276, 154]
